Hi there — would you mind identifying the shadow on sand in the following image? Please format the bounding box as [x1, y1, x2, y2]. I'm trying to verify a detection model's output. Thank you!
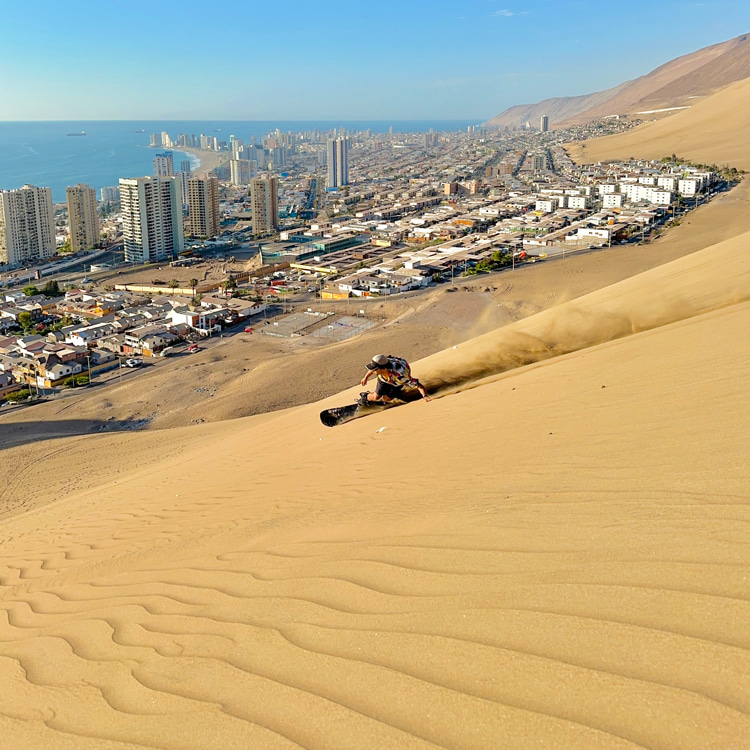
[0, 418, 151, 451]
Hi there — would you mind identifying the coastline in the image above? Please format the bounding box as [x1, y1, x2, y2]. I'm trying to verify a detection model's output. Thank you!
[173, 146, 230, 175]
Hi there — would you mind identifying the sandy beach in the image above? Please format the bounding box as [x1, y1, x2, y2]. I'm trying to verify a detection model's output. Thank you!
[1, 80, 749, 748]
[177, 146, 230, 176]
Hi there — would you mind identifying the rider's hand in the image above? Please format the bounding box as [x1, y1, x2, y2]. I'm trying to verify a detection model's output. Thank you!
[360, 377, 368, 386]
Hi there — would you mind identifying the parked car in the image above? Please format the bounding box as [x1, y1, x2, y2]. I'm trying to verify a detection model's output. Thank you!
[187, 344, 200, 353]
[244, 326, 254, 333]
[125, 358, 143, 368]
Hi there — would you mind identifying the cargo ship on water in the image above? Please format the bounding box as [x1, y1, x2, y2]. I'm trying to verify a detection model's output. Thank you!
[67, 131, 87, 136]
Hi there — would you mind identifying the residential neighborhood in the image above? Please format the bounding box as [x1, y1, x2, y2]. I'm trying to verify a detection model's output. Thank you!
[0, 119, 735, 406]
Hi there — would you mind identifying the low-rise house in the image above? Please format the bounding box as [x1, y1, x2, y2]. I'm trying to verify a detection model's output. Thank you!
[124, 325, 179, 356]
[0, 352, 20, 372]
[39, 354, 83, 386]
[66, 322, 117, 347]
[0, 372, 24, 399]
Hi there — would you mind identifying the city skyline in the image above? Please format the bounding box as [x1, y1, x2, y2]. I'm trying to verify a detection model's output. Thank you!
[0, 1, 748, 121]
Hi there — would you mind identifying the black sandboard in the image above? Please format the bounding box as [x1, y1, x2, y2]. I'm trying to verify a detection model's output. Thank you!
[320, 390, 423, 427]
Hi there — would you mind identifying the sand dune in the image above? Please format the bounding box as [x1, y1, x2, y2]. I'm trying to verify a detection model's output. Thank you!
[1, 216, 749, 747]
[566, 75, 750, 170]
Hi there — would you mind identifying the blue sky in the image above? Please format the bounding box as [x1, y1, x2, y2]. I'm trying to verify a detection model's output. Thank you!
[1, 0, 748, 120]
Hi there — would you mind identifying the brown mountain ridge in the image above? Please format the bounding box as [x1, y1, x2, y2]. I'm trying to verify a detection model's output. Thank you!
[484, 33, 750, 129]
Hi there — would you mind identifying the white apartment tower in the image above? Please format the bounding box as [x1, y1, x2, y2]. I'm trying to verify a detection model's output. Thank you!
[186, 176, 220, 239]
[540, 114, 549, 133]
[249, 175, 278, 235]
[153, 152, 174, 176]
[66, 183, 100, 253]
[0, 185, 56, 266]
[230, 159, 255, 186]
[119, 177, 185, 263]
[326, 137, 349, 188]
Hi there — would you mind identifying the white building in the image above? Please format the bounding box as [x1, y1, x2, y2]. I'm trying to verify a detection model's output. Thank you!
[657, 176, 678, 191]
[66, 184, 100, 254]
[620, 184, 672, 205]
[153, 152, 174, 177]
[100, 186, 120, 203]
[535, 198, 559, 213]
[230, 159, 256, 186]
[602, 193, 625, 208]
[0, 185, 56, 266]
[567, 195, 592, 210]
[119, 177, 185, 263]
[678, 179, 700, 196]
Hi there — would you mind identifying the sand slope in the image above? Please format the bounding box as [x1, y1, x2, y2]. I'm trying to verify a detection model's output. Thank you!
[0, 224, 749, 746]
[566, 75, 750, 170]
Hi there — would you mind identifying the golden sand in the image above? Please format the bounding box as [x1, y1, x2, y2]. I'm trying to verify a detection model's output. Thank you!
[566, 76, 750, 171]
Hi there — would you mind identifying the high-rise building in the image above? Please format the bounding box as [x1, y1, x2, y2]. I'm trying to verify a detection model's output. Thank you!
[231, 138, 244, 160]
[66, 183, 100, 253]
[270, 146, 287, 169]
[326, 137, 349, 189]
[178, 162, 192, 207]
[119, 177, 184, 263]
[230, 159, 254, 186]
[531, 153, 547, 171]
[540, 115, 549, 133]
[161, 131, 173, 148]
[0, 185, 56, 266]
[150, 133, 161, 147]
[153, 152, 174, 176]
[249, 175, 278, 235]
[186, 176, 220, 239]
[100, 186, 120, 203]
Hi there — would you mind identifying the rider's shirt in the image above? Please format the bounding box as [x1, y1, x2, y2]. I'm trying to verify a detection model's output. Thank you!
[378, 356, 419, 388]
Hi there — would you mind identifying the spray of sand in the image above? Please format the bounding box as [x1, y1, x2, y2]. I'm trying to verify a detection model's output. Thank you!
[419, 233, 750, 393]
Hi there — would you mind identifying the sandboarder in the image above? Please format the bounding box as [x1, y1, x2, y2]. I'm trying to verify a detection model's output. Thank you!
[359, 354, 431, 404]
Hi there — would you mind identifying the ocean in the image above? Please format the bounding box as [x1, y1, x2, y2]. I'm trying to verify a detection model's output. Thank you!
[0, 120, 480, 203]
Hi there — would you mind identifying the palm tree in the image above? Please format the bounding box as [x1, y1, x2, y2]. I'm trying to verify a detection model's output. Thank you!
[189, 278, 198, 300]
[168, 279, 179, 295]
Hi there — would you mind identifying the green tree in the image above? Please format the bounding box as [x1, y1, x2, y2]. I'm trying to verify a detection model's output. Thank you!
[22, 285, 39, 297]
[18, 312, 33, 331]
[189, 278, 198, 296]
[5, 388, 31, 403]
[42, 279, 60, 297]
[168, 279, 180, 294]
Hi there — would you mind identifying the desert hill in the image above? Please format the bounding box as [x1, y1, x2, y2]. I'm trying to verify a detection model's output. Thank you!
[0, 220, 748, 747]
[484, 33, 750, 129]
[566, 74, 750, 170]
[481, 83, 631, 131]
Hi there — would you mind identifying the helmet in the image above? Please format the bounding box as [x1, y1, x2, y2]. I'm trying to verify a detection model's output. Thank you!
[366, 354, 390, 370]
